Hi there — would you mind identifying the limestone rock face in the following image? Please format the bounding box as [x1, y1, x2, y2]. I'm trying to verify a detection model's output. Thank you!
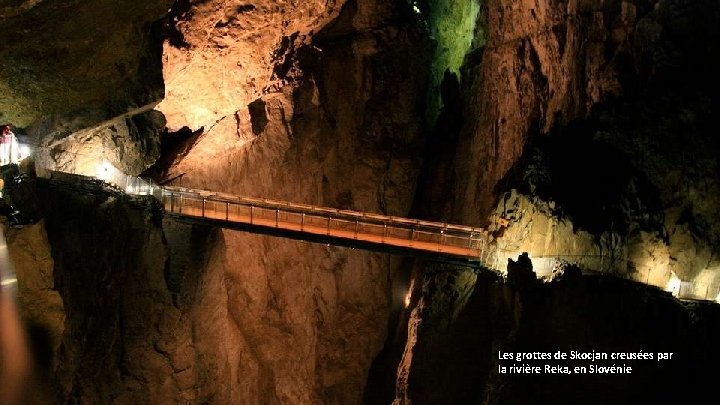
[35, 110, 165, 177]
[6, 1, 431, 404]
[158, 0, 347, 132]
[5, 221, 64, 364]
[393, 263, 720, 405]
[0, 0, 172, 138]
[483, 0, 720, 296]
[4, 0, 720, 403]
[453, 0, 648, 224]
[6, 175, 176, 403]
[488, 191, 671, 282]
[150, 1, 431, 402]
[389, 0, 720, 402]
[489, 186, 717, 300]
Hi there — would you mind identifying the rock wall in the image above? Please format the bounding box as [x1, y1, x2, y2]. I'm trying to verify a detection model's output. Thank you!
[150, 1, 431, 403]
[389, 0, 720, 403]
[35, 110, 166, 177]
[488, 0, 720, 291]
[452, 0, 646, 224]
[5, 220, 64, 370]
[4, 0, 720, 404]
[6, 175, 175, 403]
[7, 0, 433, 404]
[157, 0, 347, 132]
[393, 261, 720, 404]
[0, 0, 173, 139]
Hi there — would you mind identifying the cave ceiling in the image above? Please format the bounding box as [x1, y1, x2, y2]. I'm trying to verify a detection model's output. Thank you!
[0, 0, 173, 137]
[0, 0, 348, 144]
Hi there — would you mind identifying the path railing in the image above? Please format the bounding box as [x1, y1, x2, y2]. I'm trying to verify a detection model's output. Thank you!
[122, 176, 491, 261]
[493, 250, 720, 302]
[122, 175, 720, 303]
[155, 185, 491, 261]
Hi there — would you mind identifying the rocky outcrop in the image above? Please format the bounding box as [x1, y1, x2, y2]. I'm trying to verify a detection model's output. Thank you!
[34, 110, 166, 177]
[157, 0, 347, 132]
[393, 262, 720, 404]
[5, 174, 174, 403]
[488, 191, 668, 281]
[7, 1, 433, 404]
[0, 0, 173, 141]
[5, 220, 64, 372]
[486, 0, 720, 295]
[389, 0, 720, 402]
[4, 0, 720, 404]
[452, 0, 649, 224]
[393, 265, 481, 405]
[149, 1, 431, 402]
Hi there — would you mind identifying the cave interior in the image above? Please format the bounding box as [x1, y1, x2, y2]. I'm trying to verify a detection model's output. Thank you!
[1, 0, 720, 404]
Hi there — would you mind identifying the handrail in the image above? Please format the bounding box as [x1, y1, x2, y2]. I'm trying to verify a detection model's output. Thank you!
[111, 173, 491, 261]
[159, 185, 486, 234]
[18, 167, 719, 304]
[12, 166, 713, 304]
[150, 186, 488, 260]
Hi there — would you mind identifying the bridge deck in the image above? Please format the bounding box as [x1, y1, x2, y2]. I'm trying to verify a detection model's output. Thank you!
[145, 184, 490, 262]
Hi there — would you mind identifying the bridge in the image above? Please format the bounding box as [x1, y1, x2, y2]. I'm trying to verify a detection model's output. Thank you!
[123, 177, 493, 267]
[3, 154, 719, 302]
[0, 133, 494, 267]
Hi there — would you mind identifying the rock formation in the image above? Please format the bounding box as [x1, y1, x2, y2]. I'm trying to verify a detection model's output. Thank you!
[1, 0, 720, 404]
[0, 0, 173, 139]
[389, 0, 720, 403]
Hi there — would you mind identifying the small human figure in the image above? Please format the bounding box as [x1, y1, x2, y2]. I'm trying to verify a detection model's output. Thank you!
[0, 126, 12, 166]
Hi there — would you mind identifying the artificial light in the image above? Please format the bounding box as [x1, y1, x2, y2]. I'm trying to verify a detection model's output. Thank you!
[665, 272, 681, 297]
[95, 160, 113, 182]
[18, 144, 31, 160]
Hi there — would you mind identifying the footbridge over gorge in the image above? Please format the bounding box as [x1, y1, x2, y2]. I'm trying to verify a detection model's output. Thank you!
[3, 161, 720, 302]
[0, 139, 494, 268]
[123, 177, 494, 268]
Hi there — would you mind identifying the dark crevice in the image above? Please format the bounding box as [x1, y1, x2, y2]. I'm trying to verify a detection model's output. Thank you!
[409, 70, 462, 222]
[164, 0, 193, 49]
[140, 126, 205, 183]
[500, 113, 664, 237]
[248, 99, 268, 135]
[236, 4, 256, 13]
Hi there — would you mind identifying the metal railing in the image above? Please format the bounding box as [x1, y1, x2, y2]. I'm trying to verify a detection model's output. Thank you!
[121, 175, 720, 304]
[155, 185, 491, 260]
[668, 281, 720, 302]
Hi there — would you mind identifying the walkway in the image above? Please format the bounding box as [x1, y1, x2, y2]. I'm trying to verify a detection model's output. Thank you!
[124, 178, 491, 265]
[4, 161, 718, 302]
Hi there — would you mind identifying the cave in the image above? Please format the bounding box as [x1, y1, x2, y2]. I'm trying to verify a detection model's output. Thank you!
[1, 0, 720, 404]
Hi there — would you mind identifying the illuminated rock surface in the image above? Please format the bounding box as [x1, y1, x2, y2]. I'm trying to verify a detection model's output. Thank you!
[148, 1, 430, 404]
[7, 0, 430, 403]
[384, 0, 720, 403]
[2, 0, 720, 404]
[0, 0, 173, 134]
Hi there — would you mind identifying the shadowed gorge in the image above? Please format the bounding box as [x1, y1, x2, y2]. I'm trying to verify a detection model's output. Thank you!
[1, 0, 720, 404]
